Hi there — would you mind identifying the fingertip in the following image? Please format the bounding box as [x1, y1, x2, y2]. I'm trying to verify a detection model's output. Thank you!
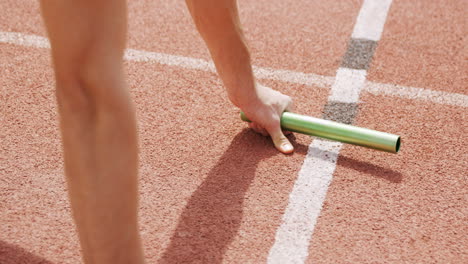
[273, 136, 294, 154]
[279, 142, 294, 154]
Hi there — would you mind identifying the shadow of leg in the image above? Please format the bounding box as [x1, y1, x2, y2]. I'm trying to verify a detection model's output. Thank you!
[0, 241, 54, 264]
[158, 130, 276, 264]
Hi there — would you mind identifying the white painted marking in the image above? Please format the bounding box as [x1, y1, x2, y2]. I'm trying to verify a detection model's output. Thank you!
[267, 140, 342, 264]
[352, 0, 393, 41]
[0, 30, 466, 108]
[252, 66, 335, 89]
[125, 49, 335, 88]
[0, 31, 50, 48]
[124, 48, 216, 73]
[329, 68, 367, 103]
[268, 1, 393, 263]
[364, 81, 468, 108]
[266, 68, 368, 263]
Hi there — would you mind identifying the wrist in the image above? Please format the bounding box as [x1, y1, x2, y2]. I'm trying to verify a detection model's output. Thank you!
[228, 83, 260, 109]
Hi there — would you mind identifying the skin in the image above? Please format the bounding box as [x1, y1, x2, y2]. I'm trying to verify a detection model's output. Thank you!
[185, 0, 294, 153]
[40, 1, 144, 263]
[40, 0, 293, 263]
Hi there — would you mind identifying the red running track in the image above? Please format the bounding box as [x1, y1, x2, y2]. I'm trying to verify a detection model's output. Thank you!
[1, 0, 467, 263]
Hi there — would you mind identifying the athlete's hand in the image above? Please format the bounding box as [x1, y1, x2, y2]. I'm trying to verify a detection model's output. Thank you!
[239, 84, 294, 154]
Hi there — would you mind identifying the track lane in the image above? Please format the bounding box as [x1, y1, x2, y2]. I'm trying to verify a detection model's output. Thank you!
[0, 44, 79, 264]
[127, 61, 328, 263]
[306, 1, 467, 262]
[307, 95, 467, 263]
[0, 1, 356, 262]
[0, 43, 327, 263]
[368, 0, 467, 94]
[1, 0, 466, 263]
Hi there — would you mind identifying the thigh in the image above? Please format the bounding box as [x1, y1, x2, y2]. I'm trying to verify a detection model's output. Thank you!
[40, 0, 127, 82]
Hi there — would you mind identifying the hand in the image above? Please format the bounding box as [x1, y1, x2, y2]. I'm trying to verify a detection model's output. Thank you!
[239, 84, 294, 154]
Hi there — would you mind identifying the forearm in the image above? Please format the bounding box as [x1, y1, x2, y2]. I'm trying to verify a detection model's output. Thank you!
[185, 0, 257, 108]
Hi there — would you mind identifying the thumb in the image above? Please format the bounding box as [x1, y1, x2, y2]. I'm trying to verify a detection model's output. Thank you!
[268, 128, 294, 154]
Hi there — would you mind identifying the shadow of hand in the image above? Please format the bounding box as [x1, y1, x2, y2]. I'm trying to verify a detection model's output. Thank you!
[158, 129, 278, 264]
[0, 241, 54, 264]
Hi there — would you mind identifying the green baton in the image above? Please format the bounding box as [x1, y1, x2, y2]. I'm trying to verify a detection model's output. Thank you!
[240, 111, 400, 153]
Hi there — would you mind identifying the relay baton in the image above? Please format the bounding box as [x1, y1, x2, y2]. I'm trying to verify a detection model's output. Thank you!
[240, 111, 400, 153]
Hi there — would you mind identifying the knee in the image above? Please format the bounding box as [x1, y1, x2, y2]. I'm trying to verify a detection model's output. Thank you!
[55, 74, 93, 113]
[54, 59, 127, 112]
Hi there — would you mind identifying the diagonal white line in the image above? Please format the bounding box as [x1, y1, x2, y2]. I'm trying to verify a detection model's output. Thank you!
[267, 68, 370, 264]
[329, 68, 367, 103]
[0, 31, 466, 108]
[267, 1, 394, 263]
[352, 0, 393, 41]
[0, 6, 466, 262]
[267, 140, 342, 264]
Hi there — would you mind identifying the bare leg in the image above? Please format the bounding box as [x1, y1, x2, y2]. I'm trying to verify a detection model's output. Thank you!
[40, 1, 145, 263]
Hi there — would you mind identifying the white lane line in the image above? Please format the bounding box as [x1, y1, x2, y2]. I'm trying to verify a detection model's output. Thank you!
[364, 81, 468, 108]
[0, 30, 467, 108]
[252, 66, 335, 90]
[125, 48, 217, 72]
[0, 31, 334, 88]
[267, 1, 393, 263]
[0, 31, 50, 48]
[266, 68, 367, 263]
[352, 0, 393, 41]
[267, 140, 342, 264]
[329, 68, 367, 103]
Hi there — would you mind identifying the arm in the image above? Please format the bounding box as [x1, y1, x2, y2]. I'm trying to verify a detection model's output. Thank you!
[185, 0, 294, 153]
